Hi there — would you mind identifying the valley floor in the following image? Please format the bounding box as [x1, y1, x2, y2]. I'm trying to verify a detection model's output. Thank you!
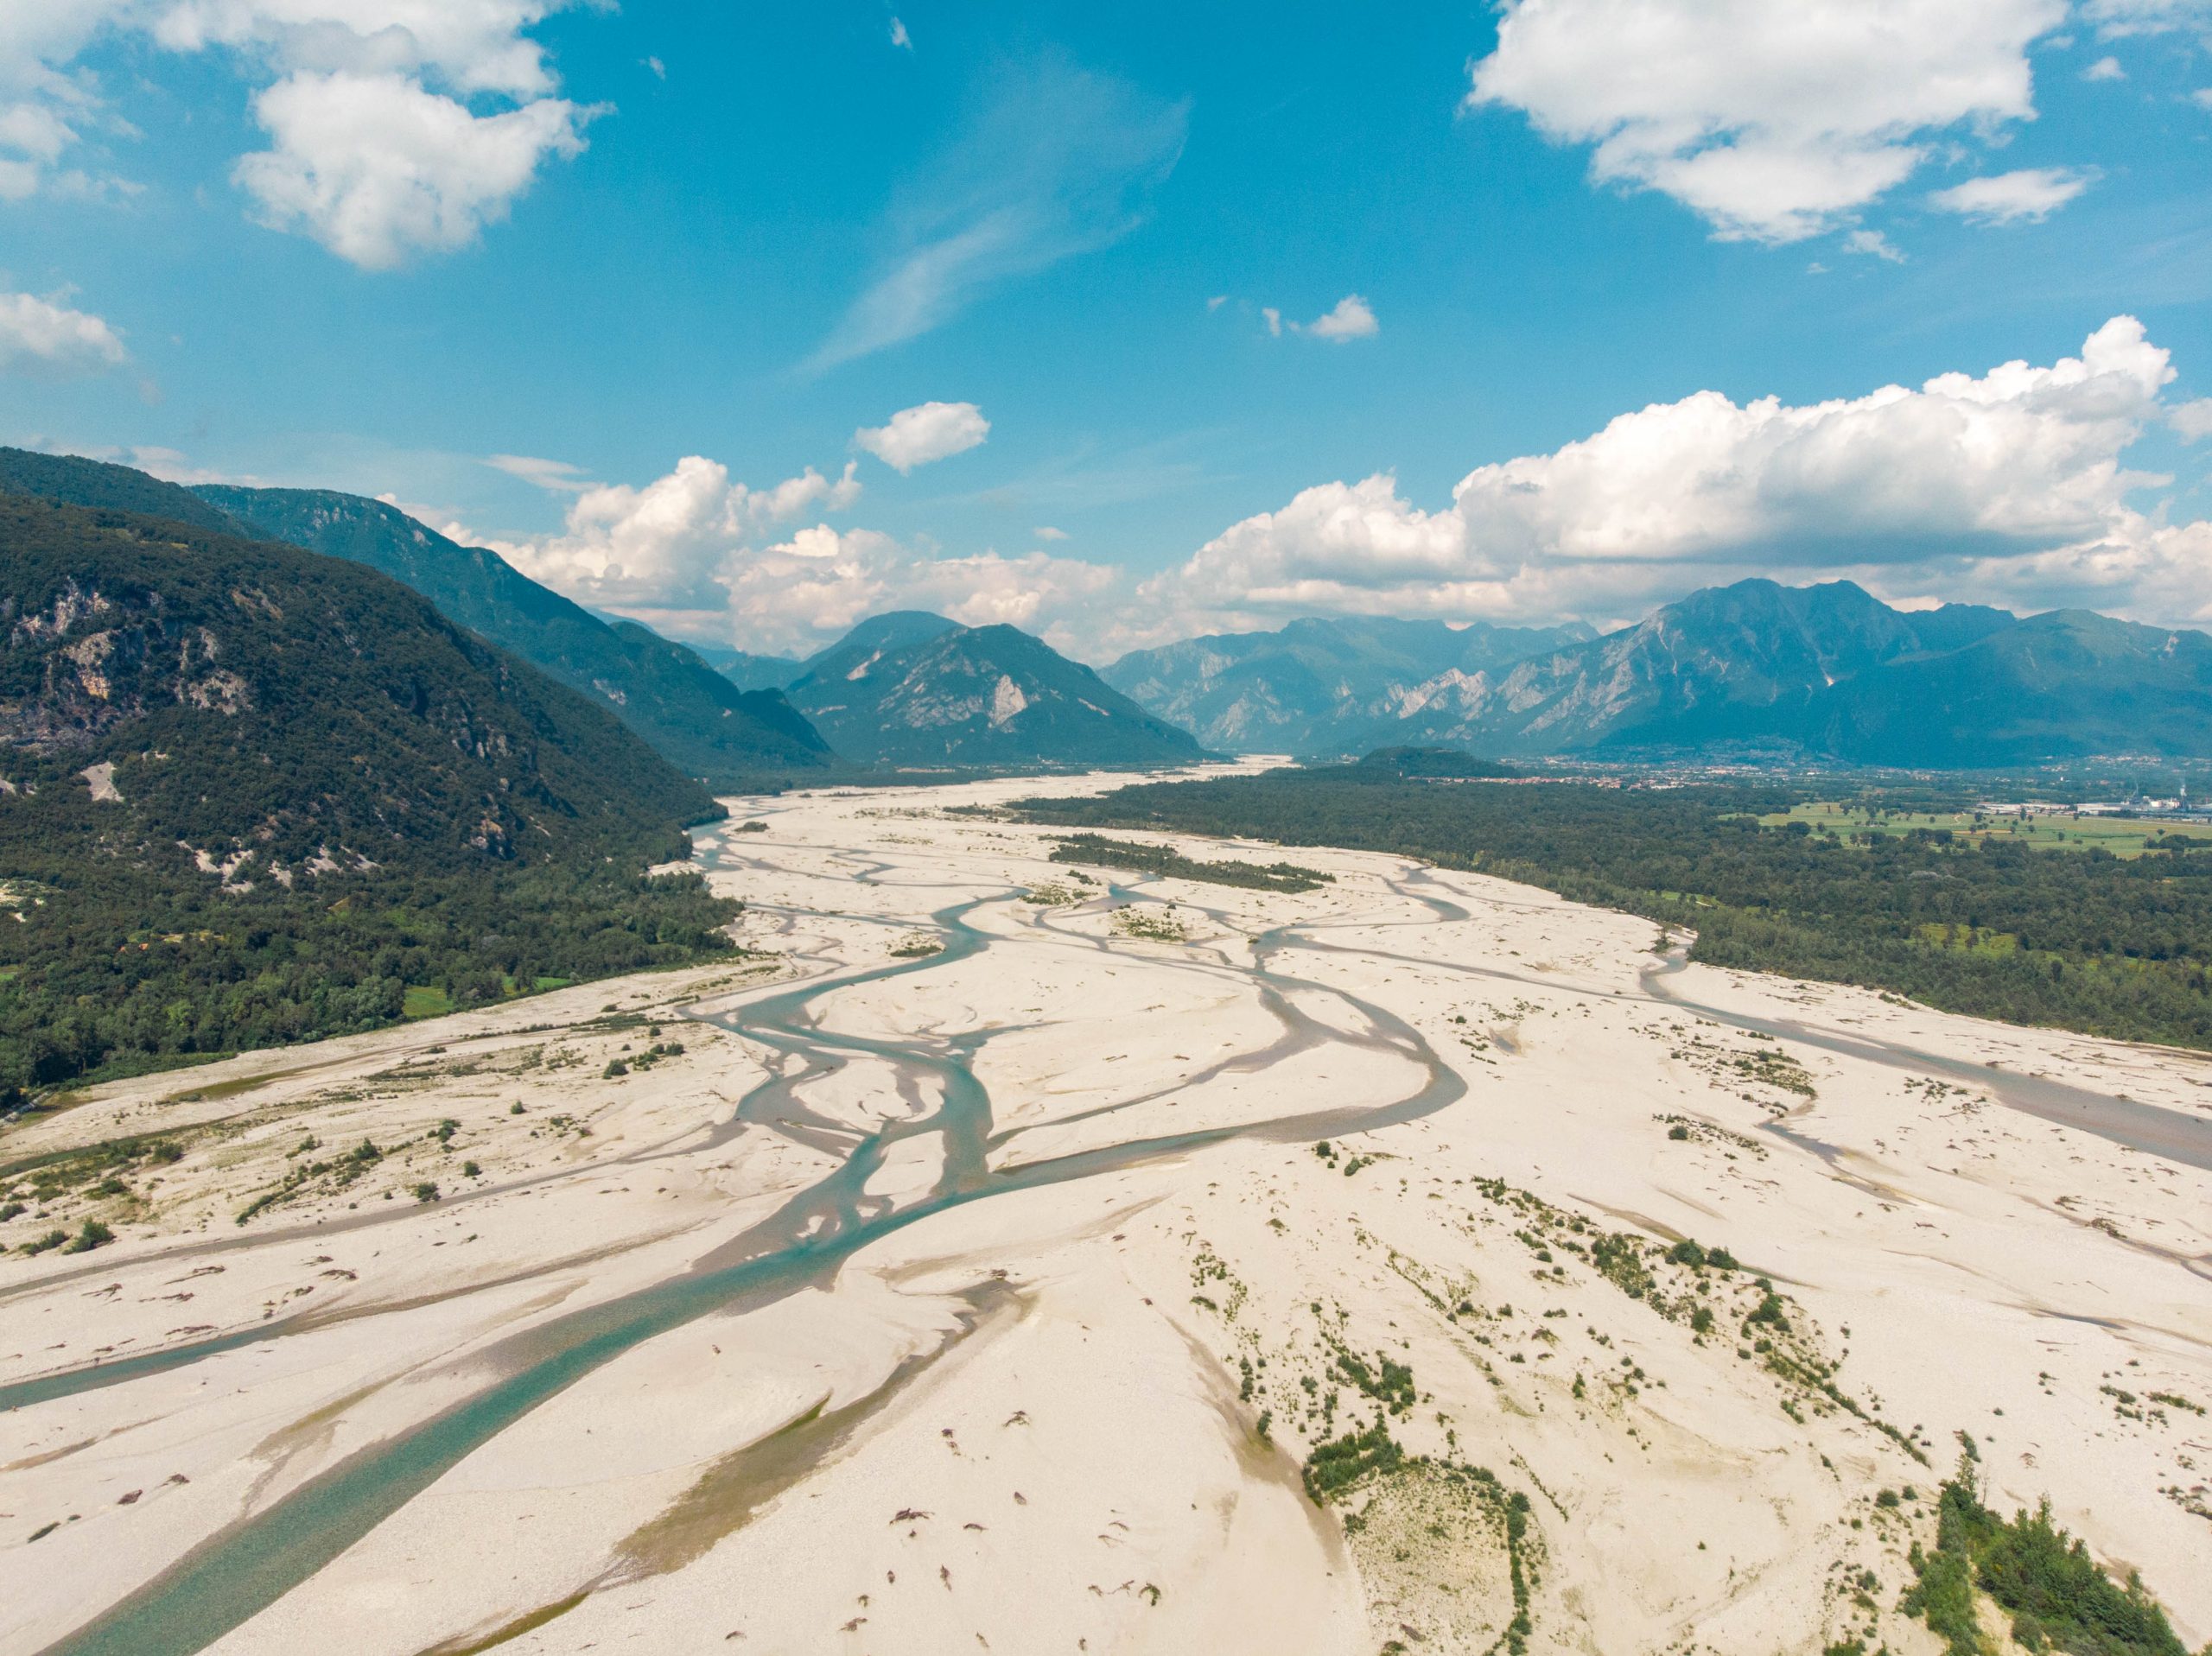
[2, 768, 2209, 1655]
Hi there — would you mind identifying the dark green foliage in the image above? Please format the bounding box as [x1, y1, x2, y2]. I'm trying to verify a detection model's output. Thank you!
[0, 447, 252, 536]
[0, 852, 737, 1100]
[196, 484, 834, 783]
[1300, 1421, 1402, 1501]
[1591, 1232, 1654, 1298]
[1667, 1238, 1707, 1267]
[1905, 1472, 2194, 1656]
[1351, 746, 1521, 779]
[1007, 771, 2212, 1050]
[1332, 1348, 1416, 1415]
[1746, 1291, 1790, 1332]
[1048, 833, 1332, 893]
[0, 497, 739, 1099]
[62, 1218, 112, 1253]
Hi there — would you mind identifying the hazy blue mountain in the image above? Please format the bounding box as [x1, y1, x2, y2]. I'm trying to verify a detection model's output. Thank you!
[1103, 614, 1594, 753]
[786, 615, 1206, 766]
[691, 644, 807, 691]
[1351, 578, 2209, 765]
[1813, 609, 2212, 765]
[192, 485, 833, 783]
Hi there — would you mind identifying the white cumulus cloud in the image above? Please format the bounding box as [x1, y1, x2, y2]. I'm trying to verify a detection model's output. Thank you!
[467, 450, 1122, 657]
[1135, 317, 2196, 639]
[1299, 294, 1379, 341]
[1465, 0, 2067, 242]
[1927, 166, 2094, 223]
[725, 525, 1117, 654]
[3, 2, 598, 263]
[0, 290, 127, 374]
[490, 454, 861, 608]
[235, 71, 594, 268]
[854, 401, 990, 473]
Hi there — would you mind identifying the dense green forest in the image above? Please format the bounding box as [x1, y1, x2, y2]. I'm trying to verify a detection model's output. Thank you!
[0, 497, 741, 1105]
[0, 815, 737, 1101]
[1007, 769, 2212, 1051]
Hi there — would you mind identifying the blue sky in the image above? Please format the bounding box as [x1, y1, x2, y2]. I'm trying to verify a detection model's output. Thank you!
[4, 2, 2211, 659]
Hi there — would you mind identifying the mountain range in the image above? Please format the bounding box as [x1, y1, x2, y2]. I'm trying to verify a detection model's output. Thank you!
[5, 447, 2209, 772]
[1332, 578, 2212, 766]
[1100, 615, 1593, 754]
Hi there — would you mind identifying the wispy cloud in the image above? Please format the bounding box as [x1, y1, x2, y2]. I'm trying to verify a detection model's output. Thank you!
[1928, 166, 2095, 225]
[1841, 228, 1905, 263]
[807, 54, 1186, 371]
[486, 453, 597, 492]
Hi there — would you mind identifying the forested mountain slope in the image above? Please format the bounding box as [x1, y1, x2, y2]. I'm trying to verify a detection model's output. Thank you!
[0, 497, 736, 1098]
[0, 446, 253, 536]
[196, 484, 834, 782]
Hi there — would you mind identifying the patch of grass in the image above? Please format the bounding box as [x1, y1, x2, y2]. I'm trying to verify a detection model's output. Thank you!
[401, 984, 454, 1020]
[1765, 803, 2212, 860]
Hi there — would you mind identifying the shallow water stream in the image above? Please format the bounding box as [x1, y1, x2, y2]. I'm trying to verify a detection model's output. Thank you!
[30, 852, 1459, 1655]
